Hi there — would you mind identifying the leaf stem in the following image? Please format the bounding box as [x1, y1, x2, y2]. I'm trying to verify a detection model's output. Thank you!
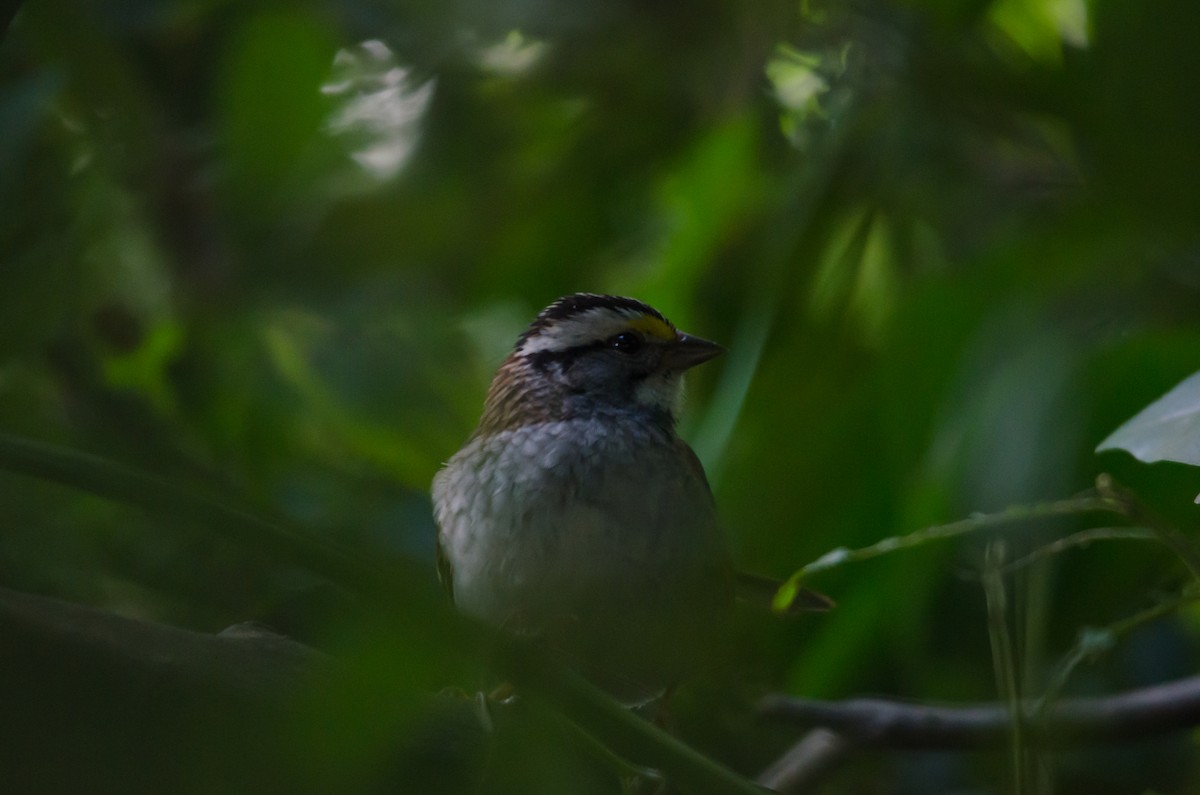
[983, 542, 1025, 795]
[1093, 474, 1200, 582]
[1036, 583, 1200, 717]
[774, 490, 1114, 610]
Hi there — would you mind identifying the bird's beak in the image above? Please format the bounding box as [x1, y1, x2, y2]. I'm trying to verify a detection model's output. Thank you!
[662, 332, 725, 371]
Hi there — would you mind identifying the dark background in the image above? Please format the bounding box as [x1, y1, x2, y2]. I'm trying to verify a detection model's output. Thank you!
[3, 0, 1200, 792]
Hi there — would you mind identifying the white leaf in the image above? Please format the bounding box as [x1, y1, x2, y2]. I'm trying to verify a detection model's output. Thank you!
[1097, 370, 1200, 465]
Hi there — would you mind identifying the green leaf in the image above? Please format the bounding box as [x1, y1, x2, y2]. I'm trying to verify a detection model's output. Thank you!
[1097, 370, 1200, 466]
[217, 10, 338, 206]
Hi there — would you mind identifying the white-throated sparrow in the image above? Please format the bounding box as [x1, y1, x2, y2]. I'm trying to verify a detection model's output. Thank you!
[432, 294, 732, 700]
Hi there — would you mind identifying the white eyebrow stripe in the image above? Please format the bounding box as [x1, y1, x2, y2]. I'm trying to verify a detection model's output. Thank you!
[518, 307, 648, 354]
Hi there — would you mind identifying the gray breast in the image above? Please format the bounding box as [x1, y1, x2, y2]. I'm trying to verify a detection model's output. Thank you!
[432, 416, 725, 630]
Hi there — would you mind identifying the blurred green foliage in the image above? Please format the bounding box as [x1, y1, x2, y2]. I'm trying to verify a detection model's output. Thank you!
[3, 0, 1200, 791]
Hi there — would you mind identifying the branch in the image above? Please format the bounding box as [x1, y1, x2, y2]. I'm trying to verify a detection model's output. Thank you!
[0, 584, 324, 693]
[0, 584, 333, 790]
[758, 675, 1200, 749]
[0, 579, 768, 795]
[755, 729, 855, 793]
[0, 432, 421, 603]
[0, 434, 767, 795]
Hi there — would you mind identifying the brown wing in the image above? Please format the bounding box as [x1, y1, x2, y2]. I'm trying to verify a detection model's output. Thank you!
[676, 440, 834, 615]
[434, 534, 455, 602]
[675, 438, 734, 604]
[674, 437, 717, 510]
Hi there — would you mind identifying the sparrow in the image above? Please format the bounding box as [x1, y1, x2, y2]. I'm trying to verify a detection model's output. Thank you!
[432, 294, 733, 700]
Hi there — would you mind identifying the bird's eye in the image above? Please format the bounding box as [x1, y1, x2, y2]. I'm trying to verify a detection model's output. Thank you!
[609, 331, 643, 354]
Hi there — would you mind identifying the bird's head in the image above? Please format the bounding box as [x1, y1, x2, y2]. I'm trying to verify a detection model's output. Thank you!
[480, 294, 724, 432]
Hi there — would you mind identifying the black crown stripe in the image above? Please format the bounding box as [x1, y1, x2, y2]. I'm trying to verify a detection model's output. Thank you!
[515, 293, 673, 350]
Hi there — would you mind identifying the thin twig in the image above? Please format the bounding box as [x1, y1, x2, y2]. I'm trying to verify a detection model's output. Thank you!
[755, 729, 855, 794]
[1036, 583, 1200, 717]
[1094, 474, 1200, 582]
[999, 527, 1155, 575]
[774, 491, 1115, 611]
[498, 641, 769, 795]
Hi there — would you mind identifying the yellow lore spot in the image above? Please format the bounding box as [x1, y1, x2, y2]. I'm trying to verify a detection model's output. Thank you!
[627, 315, 677, 341]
